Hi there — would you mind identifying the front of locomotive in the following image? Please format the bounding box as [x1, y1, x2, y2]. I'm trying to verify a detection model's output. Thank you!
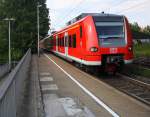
[92, 14, 133, 72]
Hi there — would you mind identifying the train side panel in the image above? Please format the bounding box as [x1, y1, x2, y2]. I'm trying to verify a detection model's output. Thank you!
[51, 13, 133, 70]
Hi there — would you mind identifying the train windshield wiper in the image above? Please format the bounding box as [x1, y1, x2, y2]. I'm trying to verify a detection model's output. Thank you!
[100, 36, 123, 39]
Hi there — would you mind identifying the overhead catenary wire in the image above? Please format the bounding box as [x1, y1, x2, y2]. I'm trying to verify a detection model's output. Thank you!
[116, 0, 149, 14]
[106, 0, 128, 13]
[55, 0, 86, 28]
[53, 0, 125, 29]
[52, 0, 149, 30]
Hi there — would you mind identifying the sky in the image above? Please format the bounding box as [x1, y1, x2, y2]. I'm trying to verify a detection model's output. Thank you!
[46, 0, 150, 31]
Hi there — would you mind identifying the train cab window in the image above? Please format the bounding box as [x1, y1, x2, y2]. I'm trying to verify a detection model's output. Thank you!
[69, 35, 72, 47]
[72, 34, 76, 48]
[80, 26, 82, 38]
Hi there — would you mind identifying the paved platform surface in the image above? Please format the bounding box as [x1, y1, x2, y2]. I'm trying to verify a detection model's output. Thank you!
[38, 54, 150, 117]
[39, 54, 150, 117]
[21, 54, 150, 116]
[19, 55, 44, 117]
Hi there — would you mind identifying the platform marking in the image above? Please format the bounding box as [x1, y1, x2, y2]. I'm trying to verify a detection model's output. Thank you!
[44, 54, 120, 117]
[42, 84, 58, 91]
[40, 72, 51, 76]
[40, 77, 54, 82]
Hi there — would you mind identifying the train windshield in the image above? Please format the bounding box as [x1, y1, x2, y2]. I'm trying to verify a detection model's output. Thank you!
[95, 22, 125, 47]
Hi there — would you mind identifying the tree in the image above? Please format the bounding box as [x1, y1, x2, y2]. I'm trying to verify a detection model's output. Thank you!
[130, 22, 150, 39]
[143, 25, 150, 34]
[0, 0, 49, 62]
[130, 22, 141, 32]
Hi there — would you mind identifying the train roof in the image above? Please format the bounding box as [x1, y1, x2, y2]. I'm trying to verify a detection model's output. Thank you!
[53, 13, 124, 36]
[66, 13, 124, 26]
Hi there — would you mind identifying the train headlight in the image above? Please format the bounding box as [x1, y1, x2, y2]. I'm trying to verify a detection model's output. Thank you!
[128, 46, 132, 51]
[90, 47, 98, 52]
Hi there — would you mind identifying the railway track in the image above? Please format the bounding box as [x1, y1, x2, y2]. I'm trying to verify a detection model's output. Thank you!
[73, 61, 150, 106]
[133, 57, 150, 69]
[100, 73, 150, 106]
[120, 72, 150, 85]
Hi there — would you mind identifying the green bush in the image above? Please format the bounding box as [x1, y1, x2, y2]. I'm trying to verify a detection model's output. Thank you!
[134, 43, 150, 57]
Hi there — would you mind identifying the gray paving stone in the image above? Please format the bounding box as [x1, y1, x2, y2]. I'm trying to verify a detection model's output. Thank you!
[40, 77, 54, 85]
[40, 72, 51, 76]
[41, 84, 58, 94]
[43, 95, 95, 117]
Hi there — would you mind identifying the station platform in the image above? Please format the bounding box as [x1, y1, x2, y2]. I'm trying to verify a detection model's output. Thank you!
[29, 54, 150, 117]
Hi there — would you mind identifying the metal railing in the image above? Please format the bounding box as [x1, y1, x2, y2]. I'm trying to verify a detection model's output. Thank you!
[0, 63, 10, 78]
[0, 49, 31, 117]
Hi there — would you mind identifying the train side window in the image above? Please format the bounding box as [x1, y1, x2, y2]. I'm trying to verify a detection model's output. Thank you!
[61, 38, 62, 46]
[58, 38, 59, 46]
[63, 37, 65, 47]
[72, 34, 76, 48]
[54, 39, 56, 46]
[60, 38, 62, 46]
[80, 26, 82, 38]
[69, 35, 72, 47]
[59, 38, 61, 46]
[59, 38, 60, 46]
[62, 37, 64, 47]
[60, 38, 61, 46]
[54, 38, 56, 46]
[65, 36, 67, 47]
[56, 37, 58, 46]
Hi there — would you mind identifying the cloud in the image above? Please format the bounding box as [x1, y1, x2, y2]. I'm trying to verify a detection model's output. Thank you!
[111, 0, 150, 26]
[47, 0, 82, 9]
[47, 0, 150, 30]
[112, 0, 149, 13]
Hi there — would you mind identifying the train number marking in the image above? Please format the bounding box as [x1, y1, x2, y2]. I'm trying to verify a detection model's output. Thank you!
[110, 48, 118, 53]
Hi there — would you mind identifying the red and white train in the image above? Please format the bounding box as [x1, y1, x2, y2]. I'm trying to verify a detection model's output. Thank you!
[48, 13, 134, 73]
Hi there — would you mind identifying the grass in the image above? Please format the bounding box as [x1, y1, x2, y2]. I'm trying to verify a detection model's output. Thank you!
[134, 43, 150, 57]
[122, 43, 150, 78]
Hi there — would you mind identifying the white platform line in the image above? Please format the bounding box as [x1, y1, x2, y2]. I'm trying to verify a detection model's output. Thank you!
[44, 54, 120, 117]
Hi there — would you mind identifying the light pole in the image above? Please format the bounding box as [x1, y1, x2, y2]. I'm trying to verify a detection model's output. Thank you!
[37, 3, 42, 57]
[3, 18, 15, 70]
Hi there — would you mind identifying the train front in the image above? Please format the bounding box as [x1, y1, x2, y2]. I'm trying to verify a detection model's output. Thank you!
[91, 14, 133, 73]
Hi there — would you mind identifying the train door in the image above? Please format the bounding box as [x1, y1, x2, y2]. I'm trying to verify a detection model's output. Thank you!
[56, 35, 58, 52]
[64, 32, 68, 56]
